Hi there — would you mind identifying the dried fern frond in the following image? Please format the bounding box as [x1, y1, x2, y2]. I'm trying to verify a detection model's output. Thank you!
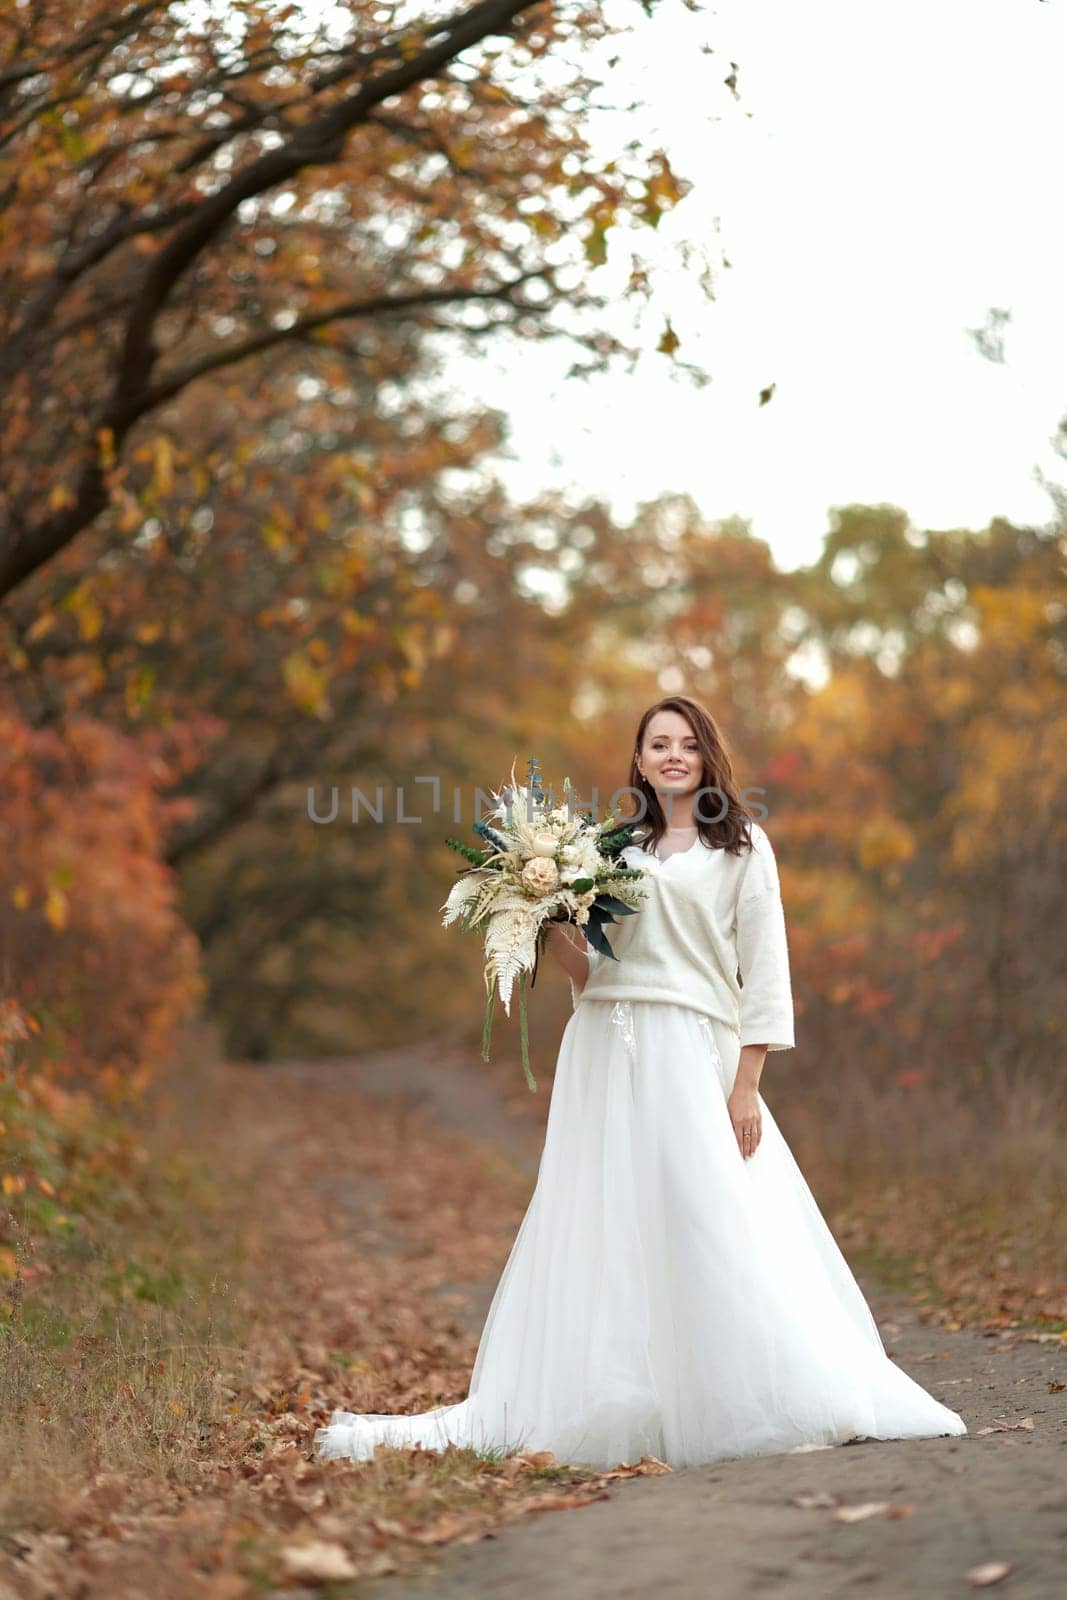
[440, 873, 490, 927]
[483, 896, 541, 1014]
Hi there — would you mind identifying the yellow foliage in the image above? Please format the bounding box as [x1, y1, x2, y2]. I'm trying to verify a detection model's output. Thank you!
[341, 609, 376, 637]
[971, 583, 1051, 641]
[95, 425, 117, 469]
[282, 650, 332, 718]
[25, 611, 57, 643]
[117, 496, 144, 532]
[857, 815, 916, 873]
[152, 435, 175, 496]
[395, 627, 426, 674]
[81, 603, 103, 642]
[44, 886, 70, 931]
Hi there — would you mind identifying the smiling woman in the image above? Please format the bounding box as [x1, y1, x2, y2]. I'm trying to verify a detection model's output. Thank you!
[315, 694, 968, 1470]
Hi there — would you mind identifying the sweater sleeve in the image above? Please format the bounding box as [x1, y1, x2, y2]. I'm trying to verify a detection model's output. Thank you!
[735, 836, 796, 1052]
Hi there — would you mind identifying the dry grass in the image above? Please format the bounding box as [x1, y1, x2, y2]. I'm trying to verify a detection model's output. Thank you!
[0, 1032, 256, 1540]
[779, 1055, 1067, 1330]
[0, 1024, 659, 1599]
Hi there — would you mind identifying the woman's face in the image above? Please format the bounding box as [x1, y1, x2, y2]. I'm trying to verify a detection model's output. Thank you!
[636, 712, 703, 813]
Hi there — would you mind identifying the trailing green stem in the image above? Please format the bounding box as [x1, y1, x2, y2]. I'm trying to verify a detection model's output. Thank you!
[481, 981, 495, 1062]
[518, 969, 537, 1092]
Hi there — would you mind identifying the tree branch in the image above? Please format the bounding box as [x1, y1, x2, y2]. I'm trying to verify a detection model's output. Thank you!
[139, 272, 547, 407]
[111, 0, 545, 411]
[0, 0, 547, 599]
[0, 2, 161, 94]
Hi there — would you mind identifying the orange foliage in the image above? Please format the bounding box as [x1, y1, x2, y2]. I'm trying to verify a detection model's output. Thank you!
[0, 0, 690, 598]
[0, 713, 208, 1087]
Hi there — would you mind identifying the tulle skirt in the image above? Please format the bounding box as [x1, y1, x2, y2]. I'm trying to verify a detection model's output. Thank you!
[315, 1000, 967, 1469]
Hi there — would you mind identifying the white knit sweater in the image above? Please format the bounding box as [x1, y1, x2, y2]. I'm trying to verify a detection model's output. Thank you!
[570, 821, 796, 1051]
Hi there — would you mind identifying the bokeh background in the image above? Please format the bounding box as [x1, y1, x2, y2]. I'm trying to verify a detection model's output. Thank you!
[1, 1, 1064, 1590]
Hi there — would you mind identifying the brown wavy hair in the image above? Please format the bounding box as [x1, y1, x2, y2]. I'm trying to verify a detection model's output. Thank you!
[621, 695, 757, 858]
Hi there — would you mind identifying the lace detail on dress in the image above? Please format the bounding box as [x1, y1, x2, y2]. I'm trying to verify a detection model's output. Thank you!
[697, 1013, 724, 1072]
[610, 1000, 637, 1060]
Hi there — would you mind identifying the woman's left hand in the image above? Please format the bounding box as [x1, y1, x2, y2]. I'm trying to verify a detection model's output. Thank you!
[727, 1082, 762, 1160]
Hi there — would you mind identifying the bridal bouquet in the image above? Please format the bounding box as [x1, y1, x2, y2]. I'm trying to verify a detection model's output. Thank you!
[443, 757, 649, 1091]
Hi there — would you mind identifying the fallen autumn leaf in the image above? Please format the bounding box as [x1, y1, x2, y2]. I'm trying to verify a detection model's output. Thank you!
[966, 1560, 1014, 1587]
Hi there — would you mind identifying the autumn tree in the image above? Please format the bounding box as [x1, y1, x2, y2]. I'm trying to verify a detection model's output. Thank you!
[0, 0, 701, 1066]
[192, 489, 814, 1058]
[0, 0, 691, 599]
[0, 710, 206, 1086]
[764, 505, 1067, 1085]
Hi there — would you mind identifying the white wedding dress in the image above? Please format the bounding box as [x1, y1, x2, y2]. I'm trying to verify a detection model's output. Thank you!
[315, 831, 967, 1470]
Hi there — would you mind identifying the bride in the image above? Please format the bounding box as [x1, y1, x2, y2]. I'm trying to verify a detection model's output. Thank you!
[315, 695, 967, 1469]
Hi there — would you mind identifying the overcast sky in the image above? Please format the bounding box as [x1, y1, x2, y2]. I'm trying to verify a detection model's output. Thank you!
[450, 0, 1067, 571]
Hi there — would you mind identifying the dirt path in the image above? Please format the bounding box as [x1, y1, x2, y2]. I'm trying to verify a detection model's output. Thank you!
[357, 1297, 1065, 1600]
[250, 1045, 1067, 1600]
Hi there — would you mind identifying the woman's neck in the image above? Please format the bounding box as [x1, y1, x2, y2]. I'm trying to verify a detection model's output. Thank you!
[634, 820, 699, 845]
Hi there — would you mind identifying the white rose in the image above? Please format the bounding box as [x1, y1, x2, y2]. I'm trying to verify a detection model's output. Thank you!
[530, 832, 559, 858]
[522, 856, 560, 895]
[577, 847, 600, 877]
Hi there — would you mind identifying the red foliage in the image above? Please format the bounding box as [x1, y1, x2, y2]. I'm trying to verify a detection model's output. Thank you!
[0, 712, 209, 1087]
